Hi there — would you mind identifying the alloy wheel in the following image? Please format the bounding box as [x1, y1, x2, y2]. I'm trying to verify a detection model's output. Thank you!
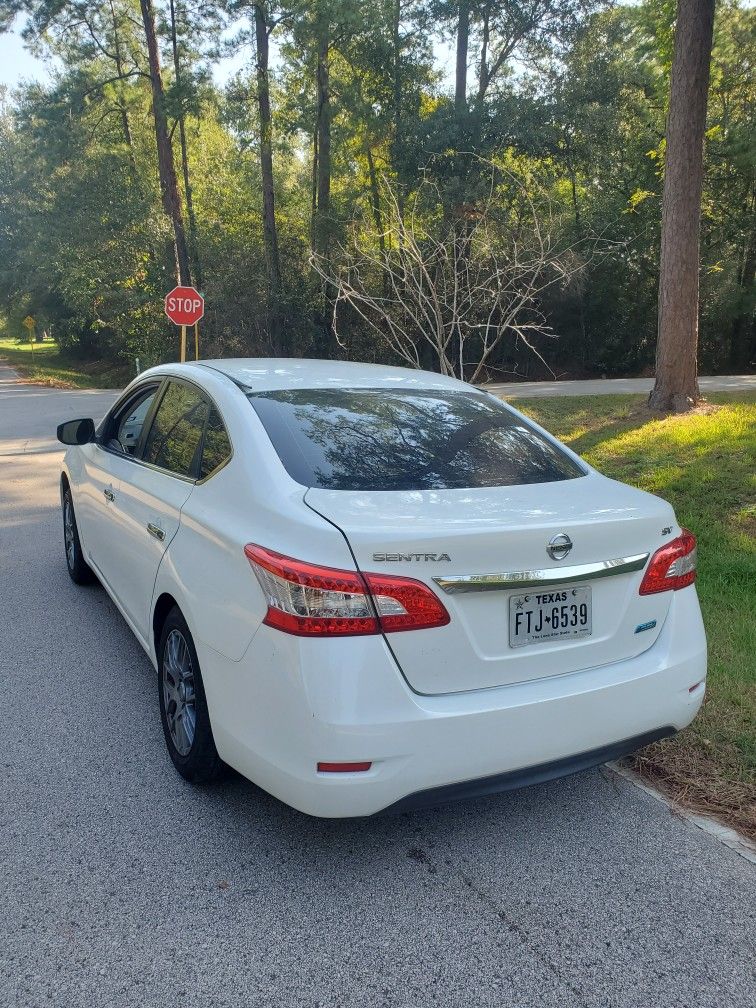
[162, 629, 197, 756]
[63, 499, 75, 570]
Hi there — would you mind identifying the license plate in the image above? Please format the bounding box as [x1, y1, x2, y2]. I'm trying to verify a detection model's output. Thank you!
[509, 585, 592, 648]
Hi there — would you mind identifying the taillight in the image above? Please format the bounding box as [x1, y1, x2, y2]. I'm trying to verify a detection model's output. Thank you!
[361, 571, 451, 633]
[244, 545, 450, 637]
[639, 529, 697, 595]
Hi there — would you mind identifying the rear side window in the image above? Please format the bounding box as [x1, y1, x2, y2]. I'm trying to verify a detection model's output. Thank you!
[142, 381, 209, 478]
[247, 388, 585, 491]
[200, 407, 232, 479]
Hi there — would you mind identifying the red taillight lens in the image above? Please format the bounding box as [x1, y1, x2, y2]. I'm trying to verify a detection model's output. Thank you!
[244, 545, 450, 637]
[362, 571, 451, 632]
[244, 544, 377, 636]
[639, 529, 697, 595]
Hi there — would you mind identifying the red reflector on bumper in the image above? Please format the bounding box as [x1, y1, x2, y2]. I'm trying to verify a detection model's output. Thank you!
[317, 761, 372, 773]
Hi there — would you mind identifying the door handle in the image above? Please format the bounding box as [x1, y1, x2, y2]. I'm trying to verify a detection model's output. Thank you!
[147, 523, 165, 541]
[103, 488, 115, 502]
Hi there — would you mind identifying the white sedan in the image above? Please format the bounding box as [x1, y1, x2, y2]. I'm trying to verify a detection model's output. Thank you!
[57, 359, 706, 817]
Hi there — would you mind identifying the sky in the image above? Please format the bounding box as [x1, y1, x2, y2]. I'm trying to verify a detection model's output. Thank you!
[0, 17, 249, 93]
[0, 14, 455, 97]
[0, 24, 51, 91]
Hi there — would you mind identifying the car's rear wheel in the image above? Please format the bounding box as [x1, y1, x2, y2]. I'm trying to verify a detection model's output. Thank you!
[158, 606, 223, 783]
[62, 488, 95, 585]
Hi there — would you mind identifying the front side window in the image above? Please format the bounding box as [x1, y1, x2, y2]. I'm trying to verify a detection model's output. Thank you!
[247, 387, 585, 491]
[108, 386, 159, 456]
[142, 381, 209, 478]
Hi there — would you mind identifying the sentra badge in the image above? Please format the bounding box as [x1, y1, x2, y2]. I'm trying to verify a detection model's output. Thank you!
[372, 552, 451, 562]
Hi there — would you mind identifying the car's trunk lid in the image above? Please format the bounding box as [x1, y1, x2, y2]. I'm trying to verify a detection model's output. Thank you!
[305, 473, 677, 695]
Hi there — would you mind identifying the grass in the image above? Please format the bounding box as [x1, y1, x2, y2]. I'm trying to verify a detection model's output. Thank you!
[0, 336, 131, 389]
[512, 392, 756, 839]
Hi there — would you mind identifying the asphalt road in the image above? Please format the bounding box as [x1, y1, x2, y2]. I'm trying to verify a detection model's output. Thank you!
[1, 364, 754, 1008]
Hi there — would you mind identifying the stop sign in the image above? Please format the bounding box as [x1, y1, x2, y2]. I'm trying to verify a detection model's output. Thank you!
[164, 285, 204, 326]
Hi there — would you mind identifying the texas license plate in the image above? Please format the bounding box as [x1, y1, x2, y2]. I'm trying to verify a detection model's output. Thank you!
[508, 585, 592, 648]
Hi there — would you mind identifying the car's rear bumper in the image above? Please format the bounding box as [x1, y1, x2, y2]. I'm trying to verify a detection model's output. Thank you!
[381, 726, 675, 813]
[199, 586, 706, 818]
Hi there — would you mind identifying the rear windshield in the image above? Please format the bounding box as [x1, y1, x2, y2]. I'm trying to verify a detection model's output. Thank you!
[247, 387, 585, 491]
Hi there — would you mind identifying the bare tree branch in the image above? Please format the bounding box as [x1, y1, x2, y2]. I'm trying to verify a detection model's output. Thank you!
[311, 157, 612, 379]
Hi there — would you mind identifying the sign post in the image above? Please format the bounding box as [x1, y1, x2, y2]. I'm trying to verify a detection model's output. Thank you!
[23, 315, 36, 359]
[164, 286, 204, 362]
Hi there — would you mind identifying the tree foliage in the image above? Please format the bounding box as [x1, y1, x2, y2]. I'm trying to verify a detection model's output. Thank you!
[0, 0, 752, 377]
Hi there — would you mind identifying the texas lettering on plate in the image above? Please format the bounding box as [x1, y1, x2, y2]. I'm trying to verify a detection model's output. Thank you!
[509, 586, 592, 648]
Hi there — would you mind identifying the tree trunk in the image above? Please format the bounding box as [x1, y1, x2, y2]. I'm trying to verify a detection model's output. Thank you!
[729, 186, 755, 370]
[313, 22, 331, 258]
[169, 0, 202, 288]
[312, 13, 336, 356]
[365, 146, 385, 253]
[108, 2, 137, 180]
[649, 0, 715, 412]
[311, 127, 318, 230]
[365, 145, 388, 299]
[254, 3, 283, 353]
[454, 0, 470, 118]
[391, 0, 403, 206]
[476, 5, 490, 111]
[139, 0, 192, 287]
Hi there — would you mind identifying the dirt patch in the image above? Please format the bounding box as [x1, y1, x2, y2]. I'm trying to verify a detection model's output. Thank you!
[733, 507, 756, 538]
[630, 398, 722, 422]
[18, 375, 79, 389]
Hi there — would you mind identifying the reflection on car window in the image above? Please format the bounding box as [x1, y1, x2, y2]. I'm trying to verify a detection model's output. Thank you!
[247, 387, 585, 491]
[142, 382, 209, 478]
[114, 388, 157, 455]
[200, 407, 232, 479]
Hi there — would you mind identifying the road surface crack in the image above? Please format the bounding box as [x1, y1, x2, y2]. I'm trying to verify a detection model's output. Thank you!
[406, 846, 591, 1006]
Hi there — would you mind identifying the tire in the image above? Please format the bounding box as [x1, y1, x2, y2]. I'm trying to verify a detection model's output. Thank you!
[62, 487, 96, 585]
[158, 606, 223, 783]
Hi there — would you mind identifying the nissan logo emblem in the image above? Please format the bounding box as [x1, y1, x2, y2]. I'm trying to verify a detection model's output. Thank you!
[547, 533, 573, 561]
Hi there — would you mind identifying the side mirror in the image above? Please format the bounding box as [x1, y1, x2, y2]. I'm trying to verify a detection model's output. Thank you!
[57, 417, 96, 446]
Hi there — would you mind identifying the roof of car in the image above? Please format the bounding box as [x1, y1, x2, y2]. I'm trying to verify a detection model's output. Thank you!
[192, 358, 470, 393]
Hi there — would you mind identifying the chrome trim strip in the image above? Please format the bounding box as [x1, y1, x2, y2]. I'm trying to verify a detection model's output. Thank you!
[433, 553, 650, 594]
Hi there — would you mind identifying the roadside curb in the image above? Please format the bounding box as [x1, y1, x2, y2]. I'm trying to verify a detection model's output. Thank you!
[607, 762, 756, 865]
